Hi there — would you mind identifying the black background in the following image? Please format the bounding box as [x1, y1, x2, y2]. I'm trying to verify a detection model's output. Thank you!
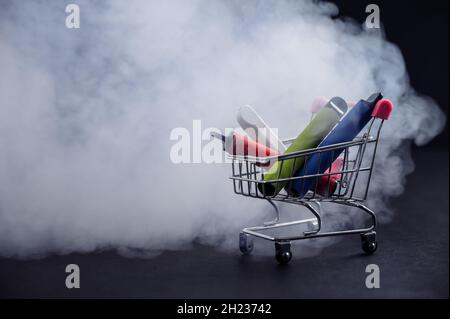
[0, 0, 448, 299]
[332, 0, 449, 147]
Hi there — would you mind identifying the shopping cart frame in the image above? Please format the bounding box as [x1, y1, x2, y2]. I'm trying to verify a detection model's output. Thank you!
[228, 100, 392, 264]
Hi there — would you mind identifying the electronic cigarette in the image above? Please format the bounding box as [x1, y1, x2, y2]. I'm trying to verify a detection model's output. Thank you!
[237, 105, 286, 154]
[259, 97, 348, 196]
[290, 93, 386, 197]
[211, 131, 278, 166]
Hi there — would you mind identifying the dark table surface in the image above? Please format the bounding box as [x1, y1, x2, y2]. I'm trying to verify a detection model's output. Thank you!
[0, 146, 448, 299]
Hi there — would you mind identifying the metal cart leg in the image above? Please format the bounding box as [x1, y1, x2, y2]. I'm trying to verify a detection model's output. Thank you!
[302, 201, 322, 235]
[239, 232, 254, 255]
[238, 199, 378, 261]
[264, 199, 280, 226]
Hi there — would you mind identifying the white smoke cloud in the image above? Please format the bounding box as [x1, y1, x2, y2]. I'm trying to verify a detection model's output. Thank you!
[0, 0, 445, 258]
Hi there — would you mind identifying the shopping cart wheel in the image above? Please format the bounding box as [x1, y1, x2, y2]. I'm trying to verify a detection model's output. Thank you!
[361, 231, 378, 255]
[239, 232, 254, 255]
[275, 242, 292, 265]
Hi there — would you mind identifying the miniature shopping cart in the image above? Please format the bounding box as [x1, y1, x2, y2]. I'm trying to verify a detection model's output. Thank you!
[227, 99, 393, 264]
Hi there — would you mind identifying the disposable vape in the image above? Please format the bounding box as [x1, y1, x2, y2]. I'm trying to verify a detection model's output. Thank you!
[315, 157, 344, 197]
[211, 131, 278, 166]
[237, 105, 286, 154]
[259, 97, 348, 196]
[290, 93, 385, 197]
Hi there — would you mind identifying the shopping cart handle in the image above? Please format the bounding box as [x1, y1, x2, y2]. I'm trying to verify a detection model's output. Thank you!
[372, 99, 393, 120]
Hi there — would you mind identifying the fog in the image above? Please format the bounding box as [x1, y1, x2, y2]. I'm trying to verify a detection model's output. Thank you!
[0, 0, 445, 258]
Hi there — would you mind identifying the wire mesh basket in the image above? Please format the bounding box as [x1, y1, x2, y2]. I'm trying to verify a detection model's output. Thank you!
[226, 98, 393, 264]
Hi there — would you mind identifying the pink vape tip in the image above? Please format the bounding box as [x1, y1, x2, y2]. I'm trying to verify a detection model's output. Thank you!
[372, 99, 393, 120]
